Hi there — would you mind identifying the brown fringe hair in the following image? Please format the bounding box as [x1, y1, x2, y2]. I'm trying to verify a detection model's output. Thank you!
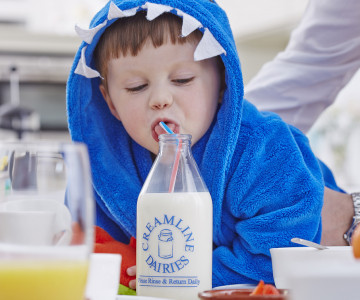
[94, 11, 203, 87]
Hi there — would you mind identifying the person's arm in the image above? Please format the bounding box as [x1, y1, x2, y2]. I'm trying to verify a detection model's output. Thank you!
[245, 0, 360, 133]
[321, 187, 353, 246]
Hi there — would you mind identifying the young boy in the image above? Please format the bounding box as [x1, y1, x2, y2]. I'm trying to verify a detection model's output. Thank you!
[67, 0, 343, 288]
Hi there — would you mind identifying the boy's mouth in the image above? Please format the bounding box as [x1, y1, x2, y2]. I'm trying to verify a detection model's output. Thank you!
[151, 119, 179, 142]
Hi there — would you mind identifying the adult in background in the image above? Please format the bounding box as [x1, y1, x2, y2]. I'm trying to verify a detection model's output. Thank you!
[245, 0, 360, 246]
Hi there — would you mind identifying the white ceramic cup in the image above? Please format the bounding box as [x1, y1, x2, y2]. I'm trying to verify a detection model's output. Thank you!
[0, 211, 56, 245]
[0, 199, 72, 245]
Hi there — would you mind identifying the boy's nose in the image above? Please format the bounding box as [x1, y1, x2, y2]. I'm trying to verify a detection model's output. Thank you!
[149, 89, 173, 110]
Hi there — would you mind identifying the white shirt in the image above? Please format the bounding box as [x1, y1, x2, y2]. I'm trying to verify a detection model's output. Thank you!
[245, 0, 360, 133]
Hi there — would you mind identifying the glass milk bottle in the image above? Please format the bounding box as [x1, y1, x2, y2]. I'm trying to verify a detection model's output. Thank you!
[136, 134, 213, 300]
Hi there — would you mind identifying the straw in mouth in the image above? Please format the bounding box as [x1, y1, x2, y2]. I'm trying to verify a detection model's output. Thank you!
[159, 121, 182, 193]
[159, 122, 174, 134]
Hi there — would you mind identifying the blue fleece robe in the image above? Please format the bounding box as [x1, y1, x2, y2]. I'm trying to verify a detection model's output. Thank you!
[67, 0, 334, 286]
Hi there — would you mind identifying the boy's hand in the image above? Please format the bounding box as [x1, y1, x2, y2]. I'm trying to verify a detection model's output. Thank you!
[127, 265, 137, 290]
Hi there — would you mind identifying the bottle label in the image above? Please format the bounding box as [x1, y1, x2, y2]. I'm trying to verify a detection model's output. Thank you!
[139, 213, 200, 288]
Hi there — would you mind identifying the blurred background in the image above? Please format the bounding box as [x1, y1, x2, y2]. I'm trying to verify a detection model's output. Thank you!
[0, 0, 359, 191]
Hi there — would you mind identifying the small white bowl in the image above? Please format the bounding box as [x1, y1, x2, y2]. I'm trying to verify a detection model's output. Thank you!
[270, 246, 355, 289]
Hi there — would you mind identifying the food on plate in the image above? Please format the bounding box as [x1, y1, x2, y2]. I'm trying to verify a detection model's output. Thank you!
[249, 280, 280, 296]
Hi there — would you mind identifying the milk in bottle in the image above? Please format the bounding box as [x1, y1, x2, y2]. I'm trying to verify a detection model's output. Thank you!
[136, 134, 213, 300]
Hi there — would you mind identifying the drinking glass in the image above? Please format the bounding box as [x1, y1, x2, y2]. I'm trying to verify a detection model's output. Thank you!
[0, 141, 94, 300]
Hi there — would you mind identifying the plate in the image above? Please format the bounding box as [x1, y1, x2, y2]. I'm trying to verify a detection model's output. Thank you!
[198, 289, 289, 300]
[214, 284, 257, 290]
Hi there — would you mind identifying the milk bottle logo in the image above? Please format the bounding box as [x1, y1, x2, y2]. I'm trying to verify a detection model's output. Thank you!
[140, 213, 196, 274]
[158, 229, 173, 259]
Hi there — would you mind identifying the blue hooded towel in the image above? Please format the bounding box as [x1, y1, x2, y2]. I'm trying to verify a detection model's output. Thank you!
[67, 0, 336, 286]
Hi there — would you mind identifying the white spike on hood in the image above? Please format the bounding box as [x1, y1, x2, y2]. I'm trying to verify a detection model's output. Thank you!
[75, 20, 107, 44]
[194, 28, 226, 61]
[176, 9, 202, 37]
[142, 2, 173, 21]
[74, 46, 102, 78]
[108, 2, 138, 20]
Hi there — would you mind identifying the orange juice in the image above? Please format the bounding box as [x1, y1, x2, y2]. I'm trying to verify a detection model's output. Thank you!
[0, 260, 88, 300]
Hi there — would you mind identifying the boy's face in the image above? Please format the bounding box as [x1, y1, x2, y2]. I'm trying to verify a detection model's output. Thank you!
[100, 39, 222, 154]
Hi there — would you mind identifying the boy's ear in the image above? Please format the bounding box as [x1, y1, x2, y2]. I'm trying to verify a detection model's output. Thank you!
[99, 84, 121, 121]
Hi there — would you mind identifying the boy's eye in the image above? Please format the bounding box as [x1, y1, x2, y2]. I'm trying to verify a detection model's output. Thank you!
[126, 84, 147, 93]
[172, 77, 195, 85]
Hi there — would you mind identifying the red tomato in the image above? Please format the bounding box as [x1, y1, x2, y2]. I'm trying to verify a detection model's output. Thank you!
[263, 284, 280, 295]
[250, 280, 280, 296]
[250, 280, 264, 295]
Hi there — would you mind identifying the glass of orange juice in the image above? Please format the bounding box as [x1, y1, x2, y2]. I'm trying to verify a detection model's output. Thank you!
[0, 141, 94, 300]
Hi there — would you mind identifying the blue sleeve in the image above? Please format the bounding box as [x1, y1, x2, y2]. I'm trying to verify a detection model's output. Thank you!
[211, 119, 323, 286]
